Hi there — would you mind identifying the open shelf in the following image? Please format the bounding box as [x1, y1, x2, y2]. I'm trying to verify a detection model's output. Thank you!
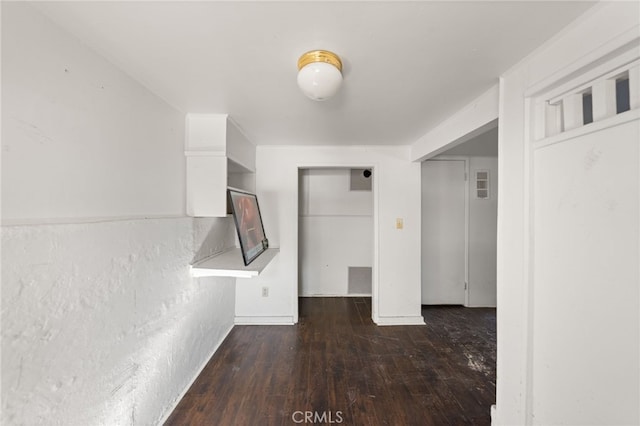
[191, 248, 279, 278]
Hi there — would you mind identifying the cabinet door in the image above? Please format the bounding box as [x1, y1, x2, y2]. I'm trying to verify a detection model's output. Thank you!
[186, 155, 227, 217]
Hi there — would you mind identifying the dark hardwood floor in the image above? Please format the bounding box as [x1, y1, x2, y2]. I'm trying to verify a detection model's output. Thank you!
[165, 297, 496, 425]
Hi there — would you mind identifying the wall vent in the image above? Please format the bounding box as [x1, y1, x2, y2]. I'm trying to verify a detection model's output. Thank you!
[475, 170, 490, 199]
[350, 169, 372, 191]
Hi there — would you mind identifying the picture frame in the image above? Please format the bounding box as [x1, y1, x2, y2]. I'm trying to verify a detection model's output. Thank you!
[228, 188, 268, 266]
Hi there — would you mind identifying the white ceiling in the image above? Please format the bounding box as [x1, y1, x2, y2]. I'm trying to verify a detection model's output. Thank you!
[33, 1, 596, 146]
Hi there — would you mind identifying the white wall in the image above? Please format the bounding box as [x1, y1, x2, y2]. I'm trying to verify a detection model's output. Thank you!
[227, 118, 256, 173]
[1, 4, 235, 424]
[1, 4, 184, 224]
[497, 3, 639, 424]
[468, 157, 498, 307]
[235, 146, 424, 326]
[298, 169, 373, 296]
[532, 118, 638, 425]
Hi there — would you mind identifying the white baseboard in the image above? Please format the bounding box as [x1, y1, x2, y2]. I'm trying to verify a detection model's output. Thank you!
[464, 303, 498, 308]
[234, 316, 295, 325]
[375, 316, 426, 326]
[299, 294, 372, 297]
[157, 323, 234, 425]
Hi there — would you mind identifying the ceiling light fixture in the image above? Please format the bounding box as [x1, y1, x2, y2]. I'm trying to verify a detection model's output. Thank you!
[297, 50, 343, 101]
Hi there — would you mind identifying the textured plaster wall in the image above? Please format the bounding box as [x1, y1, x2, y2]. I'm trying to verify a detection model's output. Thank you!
[1, 218, 235, 425]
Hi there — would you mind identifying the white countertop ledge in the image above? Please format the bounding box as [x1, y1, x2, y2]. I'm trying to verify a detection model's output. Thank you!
[190, 248, 279, 278]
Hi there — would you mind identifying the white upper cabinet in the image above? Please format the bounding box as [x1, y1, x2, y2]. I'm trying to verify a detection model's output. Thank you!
[185, 114, 256, 217]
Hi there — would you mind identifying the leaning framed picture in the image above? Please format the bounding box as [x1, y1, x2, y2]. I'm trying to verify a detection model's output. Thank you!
[228, 188, 268, 266]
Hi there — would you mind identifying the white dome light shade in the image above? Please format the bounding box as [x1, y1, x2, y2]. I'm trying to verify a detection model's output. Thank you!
[297, 50, 343, 101]
[297, 62, 342, 101]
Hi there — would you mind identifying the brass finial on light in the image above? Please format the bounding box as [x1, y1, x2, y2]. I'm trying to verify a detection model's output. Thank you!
[297, 50, 343, 72]
[296, 50, 343, 101]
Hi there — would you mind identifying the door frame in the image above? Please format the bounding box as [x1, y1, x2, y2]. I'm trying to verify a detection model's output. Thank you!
[295, 164, 379, 323]
[421, 156, 470, 306]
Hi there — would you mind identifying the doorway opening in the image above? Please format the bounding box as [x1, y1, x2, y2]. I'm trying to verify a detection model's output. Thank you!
[421, 124, 498, 308]
[297, 167, 375, 317]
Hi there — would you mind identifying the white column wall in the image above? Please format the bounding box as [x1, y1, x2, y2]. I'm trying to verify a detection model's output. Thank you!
[1, 4, 235, 424]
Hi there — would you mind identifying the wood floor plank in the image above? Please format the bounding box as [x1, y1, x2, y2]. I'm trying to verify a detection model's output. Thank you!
[165, 298, 496, 425]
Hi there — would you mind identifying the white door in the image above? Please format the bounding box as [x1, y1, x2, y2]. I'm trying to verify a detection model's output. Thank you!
[421, 159, 466, 304]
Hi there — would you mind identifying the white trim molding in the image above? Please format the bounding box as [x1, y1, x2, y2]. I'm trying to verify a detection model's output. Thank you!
[234, 316, 296, 325]
[375, 316, 426, 326]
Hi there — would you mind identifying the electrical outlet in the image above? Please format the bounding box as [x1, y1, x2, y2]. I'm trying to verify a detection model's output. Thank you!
[261, 287, 269, 297]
